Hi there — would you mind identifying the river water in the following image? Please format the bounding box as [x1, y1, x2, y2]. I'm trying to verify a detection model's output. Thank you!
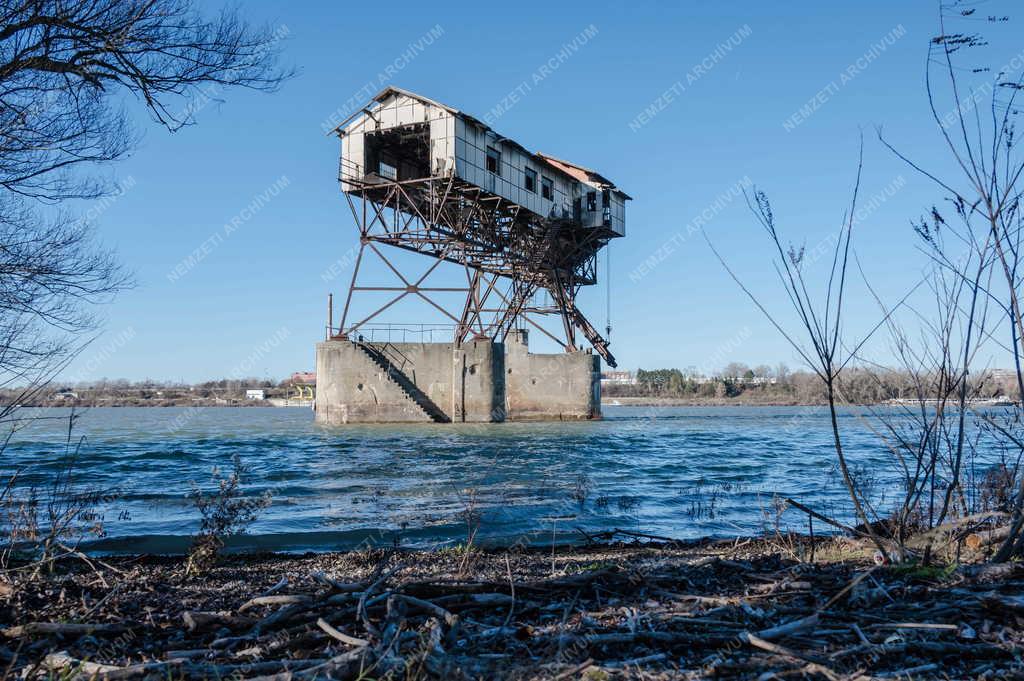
[0, 405, 996, 554]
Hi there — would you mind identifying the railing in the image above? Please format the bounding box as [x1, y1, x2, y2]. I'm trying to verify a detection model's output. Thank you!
[325, 323, 459, 344]
[338, 156, 363, 178]
[376, 342, 412, 373]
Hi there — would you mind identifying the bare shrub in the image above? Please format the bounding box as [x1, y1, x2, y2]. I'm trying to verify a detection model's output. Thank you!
[874, 3, 1024, 561]
[711, 3, 1024, 563]
[682, 478, 722, 520]
[0, 412, 117, 573]
[978, 462, 1017, 514]
[569, 473, 593, 505]
[453, 488, 481, 576]
[707, 147, 891, 556]
[186, 454, 270, 576]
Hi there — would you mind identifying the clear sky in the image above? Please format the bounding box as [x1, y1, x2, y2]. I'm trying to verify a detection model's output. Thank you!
[56, 1, 1023, 384]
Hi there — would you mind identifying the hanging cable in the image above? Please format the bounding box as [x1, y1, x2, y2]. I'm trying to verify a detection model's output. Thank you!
[605, 242, 612, 339]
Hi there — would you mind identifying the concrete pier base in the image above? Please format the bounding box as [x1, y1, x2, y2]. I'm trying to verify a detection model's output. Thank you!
[314, 330, 600, 424]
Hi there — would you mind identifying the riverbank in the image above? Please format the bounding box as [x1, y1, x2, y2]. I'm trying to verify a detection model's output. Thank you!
[10, 394, 1017, 408]
[606, 396, 1018, 408]
[4, 536, 1020, 680]
[606, 396, 811, 407]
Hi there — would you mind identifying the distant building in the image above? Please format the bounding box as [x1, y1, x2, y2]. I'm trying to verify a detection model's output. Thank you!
[984, 369, 1017, 382]
[601, 371, 636, 385]
[245, 389, 266, 401]
[290, 371, 316, 385]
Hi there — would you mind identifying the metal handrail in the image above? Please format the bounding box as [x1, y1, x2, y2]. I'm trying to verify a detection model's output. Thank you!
[338, 156, 363, 176]
[376, 342, 412, 373]
[328, 323, 459, 344]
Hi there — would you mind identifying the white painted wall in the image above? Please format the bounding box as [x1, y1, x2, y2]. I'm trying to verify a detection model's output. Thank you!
[338, 91, 625, 236]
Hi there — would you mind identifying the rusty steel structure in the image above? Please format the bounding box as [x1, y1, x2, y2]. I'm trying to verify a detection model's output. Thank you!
[327, 88, 629, 367]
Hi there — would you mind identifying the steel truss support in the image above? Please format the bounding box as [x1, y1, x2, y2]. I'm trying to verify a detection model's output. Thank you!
[334, 174, 618, 367]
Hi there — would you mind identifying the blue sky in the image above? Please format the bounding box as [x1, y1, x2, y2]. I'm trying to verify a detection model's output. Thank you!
[57, 1, 1022, 383]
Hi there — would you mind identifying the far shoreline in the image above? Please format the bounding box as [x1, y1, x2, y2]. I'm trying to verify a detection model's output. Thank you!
[14, 398, 826, 408]
[9, 396, 1017, 409]
[605, 396, 813, 407]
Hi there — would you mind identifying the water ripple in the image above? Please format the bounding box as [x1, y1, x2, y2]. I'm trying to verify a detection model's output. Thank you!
[0, 405, 1007, 553]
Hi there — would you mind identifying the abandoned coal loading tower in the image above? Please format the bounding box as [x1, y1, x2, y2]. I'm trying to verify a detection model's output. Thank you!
[316, 87, 629, 424]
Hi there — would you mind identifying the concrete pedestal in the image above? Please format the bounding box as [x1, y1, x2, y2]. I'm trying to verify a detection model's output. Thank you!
[314, 330, 600, 424]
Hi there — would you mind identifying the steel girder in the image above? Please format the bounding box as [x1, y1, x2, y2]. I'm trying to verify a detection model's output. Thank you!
[334, 175, 617, 367]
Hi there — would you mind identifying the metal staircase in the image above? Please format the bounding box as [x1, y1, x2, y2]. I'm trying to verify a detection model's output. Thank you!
[566, 304, 612, 366]
[527, 219, 567, 270]
[354, 342, 450, 423]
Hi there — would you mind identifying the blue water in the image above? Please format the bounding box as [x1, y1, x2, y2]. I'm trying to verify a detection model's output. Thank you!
[0, 405, 993, 553]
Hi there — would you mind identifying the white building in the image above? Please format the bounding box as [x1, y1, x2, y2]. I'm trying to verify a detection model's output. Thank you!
[601, 371, 637, 385]
[334, 87, 629, 234]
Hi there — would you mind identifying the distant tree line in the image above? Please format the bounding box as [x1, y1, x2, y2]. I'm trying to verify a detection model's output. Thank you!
[0, 377, 298, 407]
[605, 363, 1019, 404]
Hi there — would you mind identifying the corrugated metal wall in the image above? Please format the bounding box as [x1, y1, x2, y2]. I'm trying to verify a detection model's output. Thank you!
[453, 116, 574, 219]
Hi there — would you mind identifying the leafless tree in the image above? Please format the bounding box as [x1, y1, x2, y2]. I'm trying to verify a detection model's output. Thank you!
[0, 0, 291, 200]
[0, 198, 130, 423]
[0, 0, 291, 412]
[708, 145, 894, 555]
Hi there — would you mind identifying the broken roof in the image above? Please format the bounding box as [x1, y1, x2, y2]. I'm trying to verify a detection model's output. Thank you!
[535, 154, 630, 198]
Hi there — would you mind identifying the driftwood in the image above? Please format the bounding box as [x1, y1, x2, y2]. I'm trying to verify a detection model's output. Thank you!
[753, 613, 820, 640]
[741, 631, 829, 665]
[959, 562, 1023, 583]
[966, 526, 1012, 550]
[45, 652, 184, 680]
[311, 571, 364, 592]
[2, 541, 1022, 680]
[183, 610, 256, 632]
[44, 651, 120, 675]
[316, 617, 369, 647]
[96, 660, 185, 680]
[389, 594, 458, 627]
[982, 592, 1024, 612]
[238, 594, 312, 613]
[3, 621, 127, 638]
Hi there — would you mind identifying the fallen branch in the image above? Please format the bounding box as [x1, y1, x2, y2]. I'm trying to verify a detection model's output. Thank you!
[316, 617, 369, 647]
[755, 613, 820, 641]
[784, 497, 863, 538]
[183, 610, 256, 632]
[3, 622, 126, 638]
[238, 594, 311, 613]
[741, 631, 829, 665]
